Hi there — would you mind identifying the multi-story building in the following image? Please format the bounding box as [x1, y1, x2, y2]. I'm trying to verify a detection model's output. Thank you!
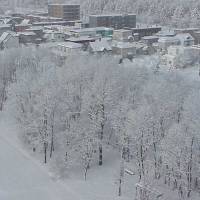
[70, 27, 113, 38]
[89, 14, 136, 29]
[48, 4, 80, 21]
[175, 28, 200, 44]
[162, 45, 200, 68]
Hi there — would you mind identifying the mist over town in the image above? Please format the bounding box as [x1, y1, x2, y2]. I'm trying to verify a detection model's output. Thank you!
[0, 1, 200, 200]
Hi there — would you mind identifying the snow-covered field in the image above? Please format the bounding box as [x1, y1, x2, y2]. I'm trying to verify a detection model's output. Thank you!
[0, 112, 136, 200]
[0, 114, 137, 200]
[1, 51, 200, 200]
[1, 111, 199, 200]
[0, 83, 197, 199]
[0, 114, 83, 200]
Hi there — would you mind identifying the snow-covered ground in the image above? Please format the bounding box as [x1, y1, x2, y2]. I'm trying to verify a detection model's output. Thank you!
[1, 58, 200, 200]
[0, 112, 137, 200]
[0, 113, 82, 200]
[1, 112, 199, 200]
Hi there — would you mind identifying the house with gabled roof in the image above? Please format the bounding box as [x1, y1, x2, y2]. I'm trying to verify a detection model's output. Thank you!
[175, 33, 195, 47]
[0, 31, 19, 50]
[0, 24, 12, 36]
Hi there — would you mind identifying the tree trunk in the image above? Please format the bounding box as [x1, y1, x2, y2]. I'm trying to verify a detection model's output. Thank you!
[50, 111, 55, 158]
[98, 104, 104, 166]
[50, 131, 54, 158]
[43, 108, 48, 164]
[187, 137, 194, 196]
[44, 142, 47, 164]
[84, 165, 88, 181]
[118, 150, 125, 196]
[118, 179, 122, 196]
[152, 123, 158, 179]
[99, 143, 103, 166]
[0, 82, 6, 111]
[140, 135, 145, 178]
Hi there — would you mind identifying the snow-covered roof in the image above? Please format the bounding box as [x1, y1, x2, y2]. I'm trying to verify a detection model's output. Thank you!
[26, 27, 43, 31]
[26, 14, 62, 21]
[0, 31, 18, 44]
[66, 36, 96, 42]
[95, 27, 113, 31]
[33, 21, 68, 26]
[3, 18, 12, 24]
[0, 32, 9, 43]
[44, 30, 62, 34]
[175, 28, 199, 32]
[20, 19, 30, 25]
[114, 29, 132, 33]
[0, 24, 11, 29]
[133, 23, 162, 29]
[15, 24, 30, 27]
[71, 28, 96, 33]
[191, 45, 200, 49]
[142, 36, 159, 40]
[71, 27, 113, 34]
[156, 30, 176, 37]
[19, 32, 36, 36]
[89, 39, 112, 52]
[57, 42, 82, 49]
[112, 41, 136, 49]
[158, 36, 179, 43]
[175, 33, 194, 42]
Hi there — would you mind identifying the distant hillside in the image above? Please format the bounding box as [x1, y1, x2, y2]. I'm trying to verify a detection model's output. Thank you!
[80, 0, 200, 28]
[1, 0, 199, 28]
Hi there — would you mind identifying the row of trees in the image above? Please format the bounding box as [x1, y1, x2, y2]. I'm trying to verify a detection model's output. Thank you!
[2, 47, 200, 199]
[81, 0, 200, 28]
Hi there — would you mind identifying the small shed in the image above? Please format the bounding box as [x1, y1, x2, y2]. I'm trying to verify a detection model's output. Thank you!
[175, 33, 195, 47]
[89, 38, 112, 53]
[112, 42, 136, 58]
